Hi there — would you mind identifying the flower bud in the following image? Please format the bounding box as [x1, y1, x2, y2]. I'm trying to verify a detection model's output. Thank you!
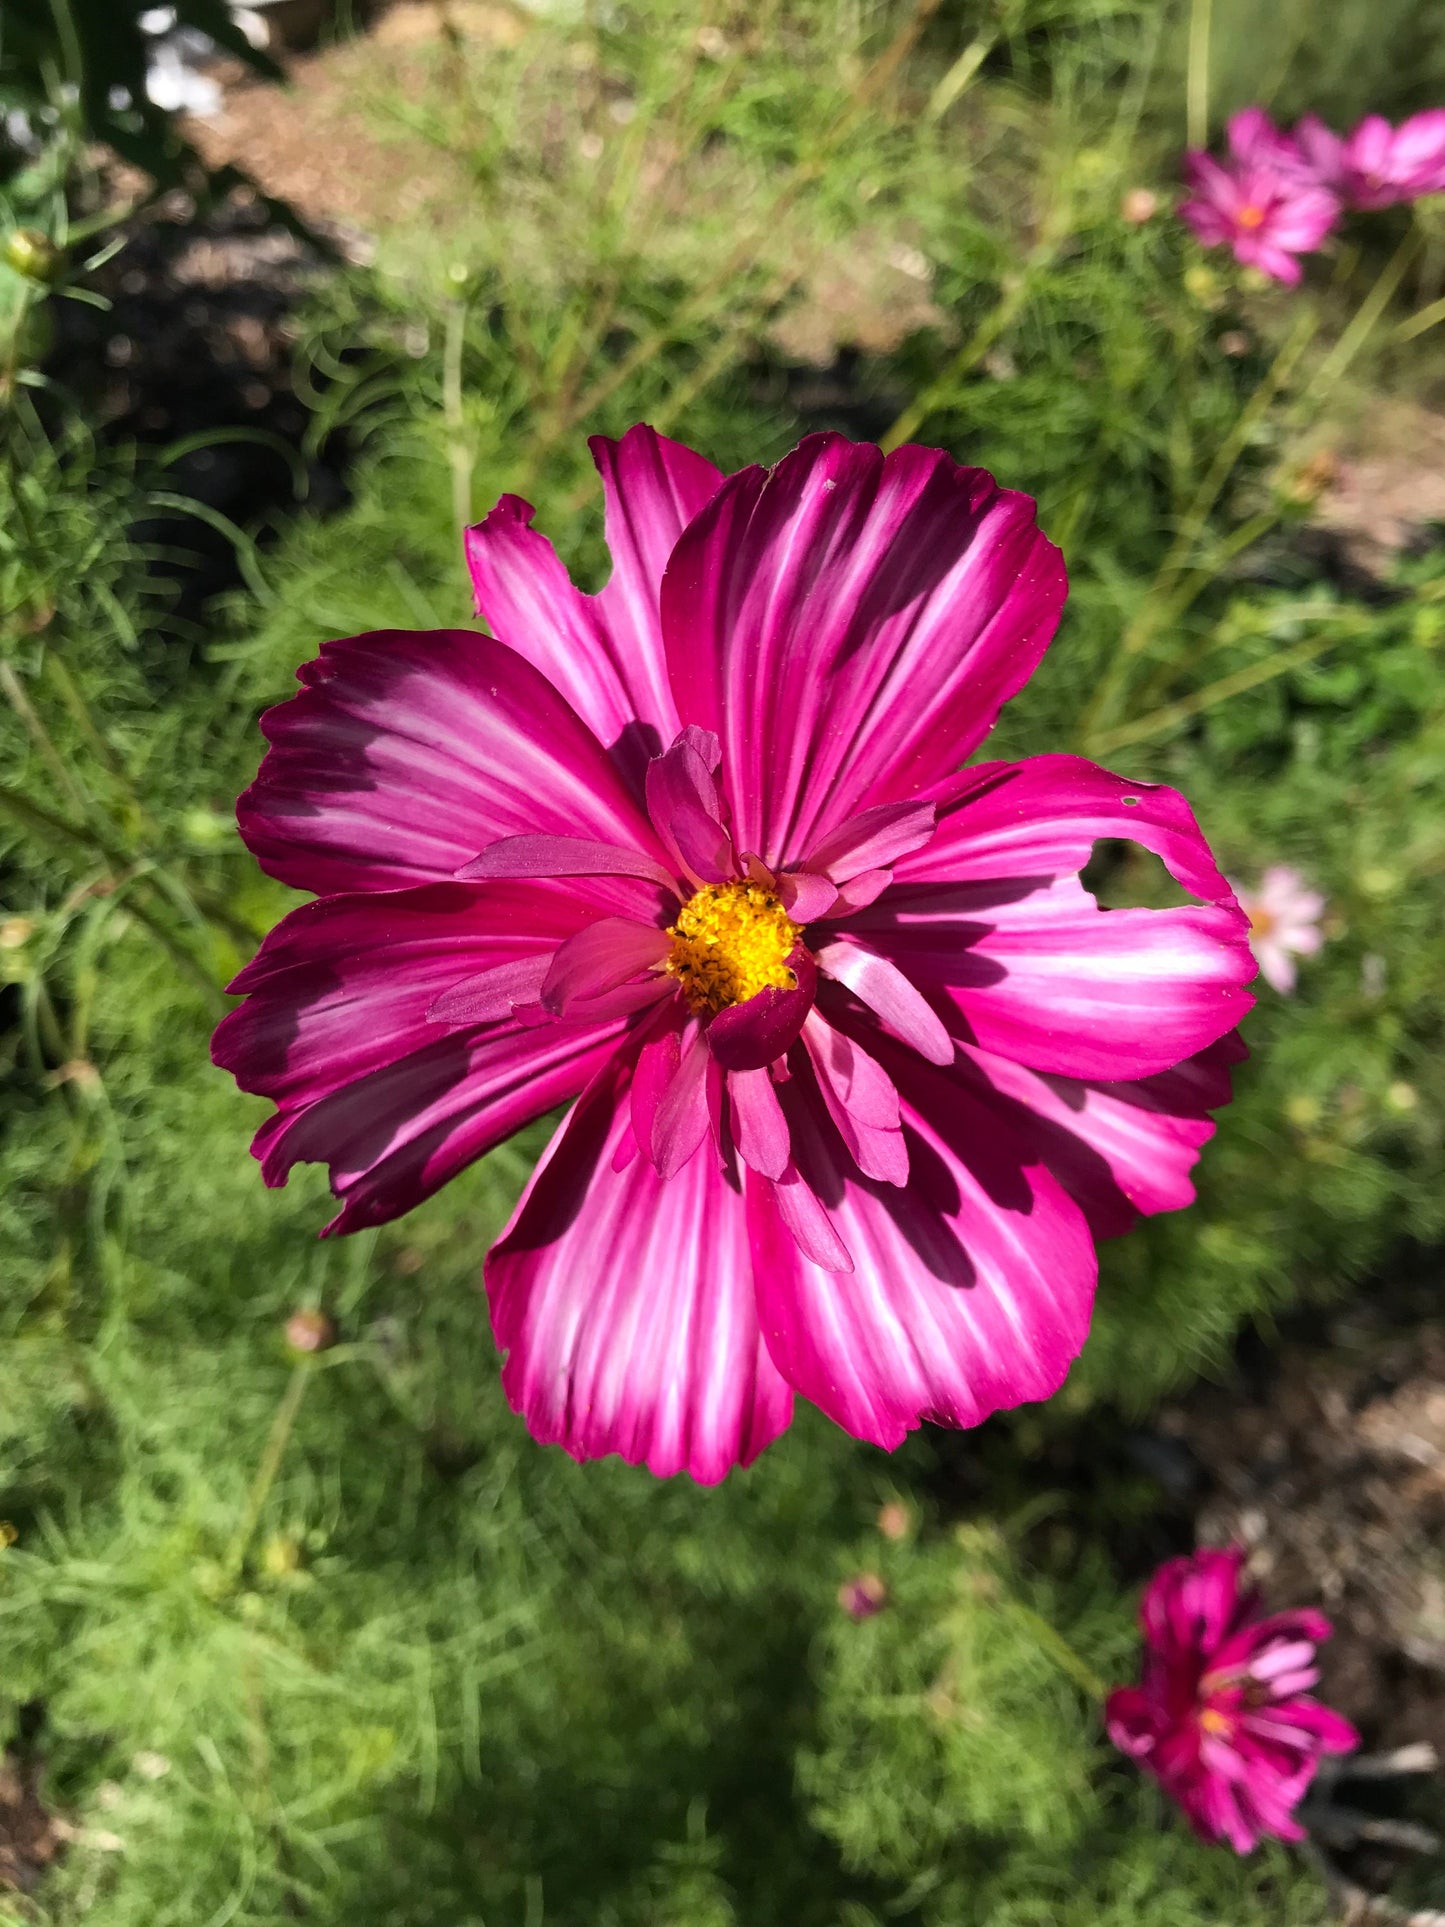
[4, 228, 64, 284]
[1120, 187, 1158, 224]
[838, 1572, 888, 1620]
[284, 1308, 336, 1353]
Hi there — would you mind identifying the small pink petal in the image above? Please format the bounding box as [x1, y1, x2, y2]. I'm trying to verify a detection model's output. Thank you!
[427, 955, 551, 1024]
[458, 833, 677, 890]
[814, 936, 953, 1065]
[540, 918, 671, 1015]
[705, 942, 818, 1071]
[729, 1066, 791, 1179]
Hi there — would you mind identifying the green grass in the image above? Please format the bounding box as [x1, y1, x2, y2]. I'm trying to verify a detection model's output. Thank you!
[2, 0, 1445, 1919]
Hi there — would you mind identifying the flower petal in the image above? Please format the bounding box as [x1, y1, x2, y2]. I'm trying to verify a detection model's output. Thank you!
[239, 630, 661, 895]
[540, 917, 672, 1015]
[213, 880, 639, 1231]
[728, 1067, 791, 1179]
[799, 800, 937, 881]
[661, 436, 1065, 864]
[458, 833, 678, 891]
[747, 1044, 1096, 1449]
[485, 1052, 794, 1483]
[591, 425, 724, 736]
[801, 1011, 908, 1186]
[464, 496, 639, 756]
[814, 936, 954, 1065]
[951, 1033, 1245, 1238]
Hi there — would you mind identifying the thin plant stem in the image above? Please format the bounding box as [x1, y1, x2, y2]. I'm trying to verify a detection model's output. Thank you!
[0, 658, 94, 824]
[224, 1364, 312, 1584]
[1003, 1599, 1107, 1702]
[1185, 0, 1213, 151]
[443, 291, 473, 544]
[1086, 621, 1362, 757]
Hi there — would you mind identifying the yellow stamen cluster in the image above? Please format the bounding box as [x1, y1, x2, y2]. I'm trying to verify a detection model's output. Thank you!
[1237, 203, 1266, 229]
[665, 882, 801, 1015]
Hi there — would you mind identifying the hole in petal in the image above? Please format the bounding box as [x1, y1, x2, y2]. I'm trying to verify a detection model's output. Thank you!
[1081, 840, 1195, 912]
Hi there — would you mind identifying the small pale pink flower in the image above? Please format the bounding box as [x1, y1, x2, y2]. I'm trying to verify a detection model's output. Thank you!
[1296, 110, 1445, 210]
[1106, 1546, 1358, 1853]
[214, 427, 1255, 1482]
[1181, 110, 1340, 284]
[1234, 865, 1325, 994]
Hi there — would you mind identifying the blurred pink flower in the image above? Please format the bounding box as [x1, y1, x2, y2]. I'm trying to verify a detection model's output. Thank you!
[1296, 110, 1445, 210]
[1180, 132, 1339, 284]
[1106, 1546, 1358, 1852]
[1235, 865, 1325, 993]
[839, 1573, 888, 1619]
[214, 427, 1254, 1482]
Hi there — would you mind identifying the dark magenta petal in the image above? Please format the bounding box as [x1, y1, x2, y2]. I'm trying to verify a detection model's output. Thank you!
[661, 434, 1065, 864]
[798, 799, 936, 881]
[427, 956, 550, 1025]
[705, 942, 817, 1071]
[645, 728, 734, 882]
[458, 833, 678, 891]
[540, 917, 672, 1016]
[652, 1026, 714, 1180]
[238, 629, 663, 896]
[485, 1048, 793, 1484]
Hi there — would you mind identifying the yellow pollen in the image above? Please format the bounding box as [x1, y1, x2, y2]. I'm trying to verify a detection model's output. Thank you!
[1237, 203, 1266, 229]
[1198, 1707, 1232, 1737]
[665, 882, 802, 1015]
[1247, 906, 1276, 941]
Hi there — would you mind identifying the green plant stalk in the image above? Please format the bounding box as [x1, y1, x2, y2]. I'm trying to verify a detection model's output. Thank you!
[1086, 620, 1364, 756]
[1185, 0, 1213, 150]
[223, 1364, 313, 1584]
[443, 292, 474, 545]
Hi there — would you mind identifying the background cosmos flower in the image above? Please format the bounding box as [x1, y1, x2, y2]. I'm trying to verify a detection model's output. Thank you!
[1106, 1546, 1358, 1852]
[1180, 111, 1341, 284]
[213, 427, 1255, 1482]
[1296, 109, 1445, 209]
[1234, 865, 1326, 994]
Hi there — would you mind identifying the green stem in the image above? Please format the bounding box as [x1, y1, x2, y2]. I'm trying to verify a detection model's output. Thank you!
[224, 1365, 312, 1583]
[1185, 0, 1213, 150]
[1004, 1599, 1107, 1702]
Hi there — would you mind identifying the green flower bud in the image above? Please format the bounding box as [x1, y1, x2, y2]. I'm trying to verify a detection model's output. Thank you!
[4, 228, 64, 284]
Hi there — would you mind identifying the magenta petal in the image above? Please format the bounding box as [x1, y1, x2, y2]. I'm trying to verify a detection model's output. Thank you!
[590, 426, 724, 740]
[540, 917, 671, 1015]
[645, 728, 734, 882]
[952, 1034, 1243, 1238]
[917, 755, 1239, 904]
[778, 872, 840, 921]
[799, 799, 937, 880]
[705, 942, 817, 1071]
[814, 936, 953, 1065]
[464, 495, 640, 755]
[747, 1046, 1096, 1449]
[238, 629, 661, 895]
[485, 1053, 794, 1484]
[669, 800, 736, 884]
[728, 1067, 791, 1179]
[458, 833, 677, 891]
[652, 1024, 713, 1179]
[762, 1163, 853, 1273]
[427, 955, 551, 1024]
[213, 883, 633, 1231]
[801, 1011, 908, 1186]
[661, 435, 1066, 863]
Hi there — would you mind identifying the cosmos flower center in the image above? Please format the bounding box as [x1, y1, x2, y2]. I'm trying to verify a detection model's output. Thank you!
[1237, 203, 1266, 228]
[665, 882, 801, 1014]
[1198, 1706, 1233, 1737]
[1246, 906, 1276, 940]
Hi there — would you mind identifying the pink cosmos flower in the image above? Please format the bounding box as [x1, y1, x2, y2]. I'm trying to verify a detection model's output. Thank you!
[1296, 110, 1445, 210]
[1106, 1546, 1359, 1852]
[213, 427, 1255, 1482]
[1234, 865, 1325, 994]
[1181, 109, 1340, 284]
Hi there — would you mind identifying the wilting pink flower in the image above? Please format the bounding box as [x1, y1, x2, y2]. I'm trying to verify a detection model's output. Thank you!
[213, 427, 1255, 1482]
[1234, 865, 1325, 994]
[1106, 1546, 1358, 1852]
[1296, 110, 1445, 210]
[1181, 110, 1340, 284]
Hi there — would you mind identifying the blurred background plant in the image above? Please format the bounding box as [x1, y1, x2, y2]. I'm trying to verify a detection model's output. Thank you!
[3, 0, 1445, 1922]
